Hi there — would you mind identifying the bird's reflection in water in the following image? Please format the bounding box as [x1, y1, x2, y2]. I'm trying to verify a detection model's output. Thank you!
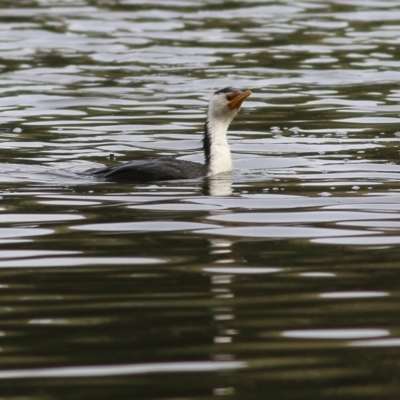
[206, 238, 238, 396]
[203, 173, 233, 196]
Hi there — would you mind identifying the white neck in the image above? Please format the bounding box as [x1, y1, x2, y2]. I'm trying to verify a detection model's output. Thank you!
[204, 116, 233, 176]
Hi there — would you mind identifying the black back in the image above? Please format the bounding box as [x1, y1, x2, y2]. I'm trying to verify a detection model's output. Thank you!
[88, 158, 207, 182]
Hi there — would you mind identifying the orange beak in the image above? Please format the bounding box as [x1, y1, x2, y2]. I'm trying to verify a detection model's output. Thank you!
[227, 90, 252, 110]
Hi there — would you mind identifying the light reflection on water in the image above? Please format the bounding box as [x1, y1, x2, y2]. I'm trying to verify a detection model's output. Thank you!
[1, 0, 400, 399]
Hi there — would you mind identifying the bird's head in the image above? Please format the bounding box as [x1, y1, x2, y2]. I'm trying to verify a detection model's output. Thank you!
[207, 87, 252, 123]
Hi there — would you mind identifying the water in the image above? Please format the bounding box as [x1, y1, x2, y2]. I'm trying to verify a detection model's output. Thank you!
[1, 0, 400, 398]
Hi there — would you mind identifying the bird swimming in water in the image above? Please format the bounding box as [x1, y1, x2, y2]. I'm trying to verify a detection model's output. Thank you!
[87, 87, 252, 182]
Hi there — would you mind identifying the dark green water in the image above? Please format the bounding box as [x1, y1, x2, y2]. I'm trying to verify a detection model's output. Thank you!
[1, 1, 400, 399]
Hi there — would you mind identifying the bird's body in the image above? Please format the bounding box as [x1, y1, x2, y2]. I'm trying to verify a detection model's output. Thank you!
[90, 157, 207, 182]
[87, 87, 252, 182]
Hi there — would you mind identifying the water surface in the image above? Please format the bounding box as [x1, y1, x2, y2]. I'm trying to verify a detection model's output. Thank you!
[1, 1, 400, 399]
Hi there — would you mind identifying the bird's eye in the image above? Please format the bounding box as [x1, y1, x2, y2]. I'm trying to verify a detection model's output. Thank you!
[226, 94, 233, 101]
